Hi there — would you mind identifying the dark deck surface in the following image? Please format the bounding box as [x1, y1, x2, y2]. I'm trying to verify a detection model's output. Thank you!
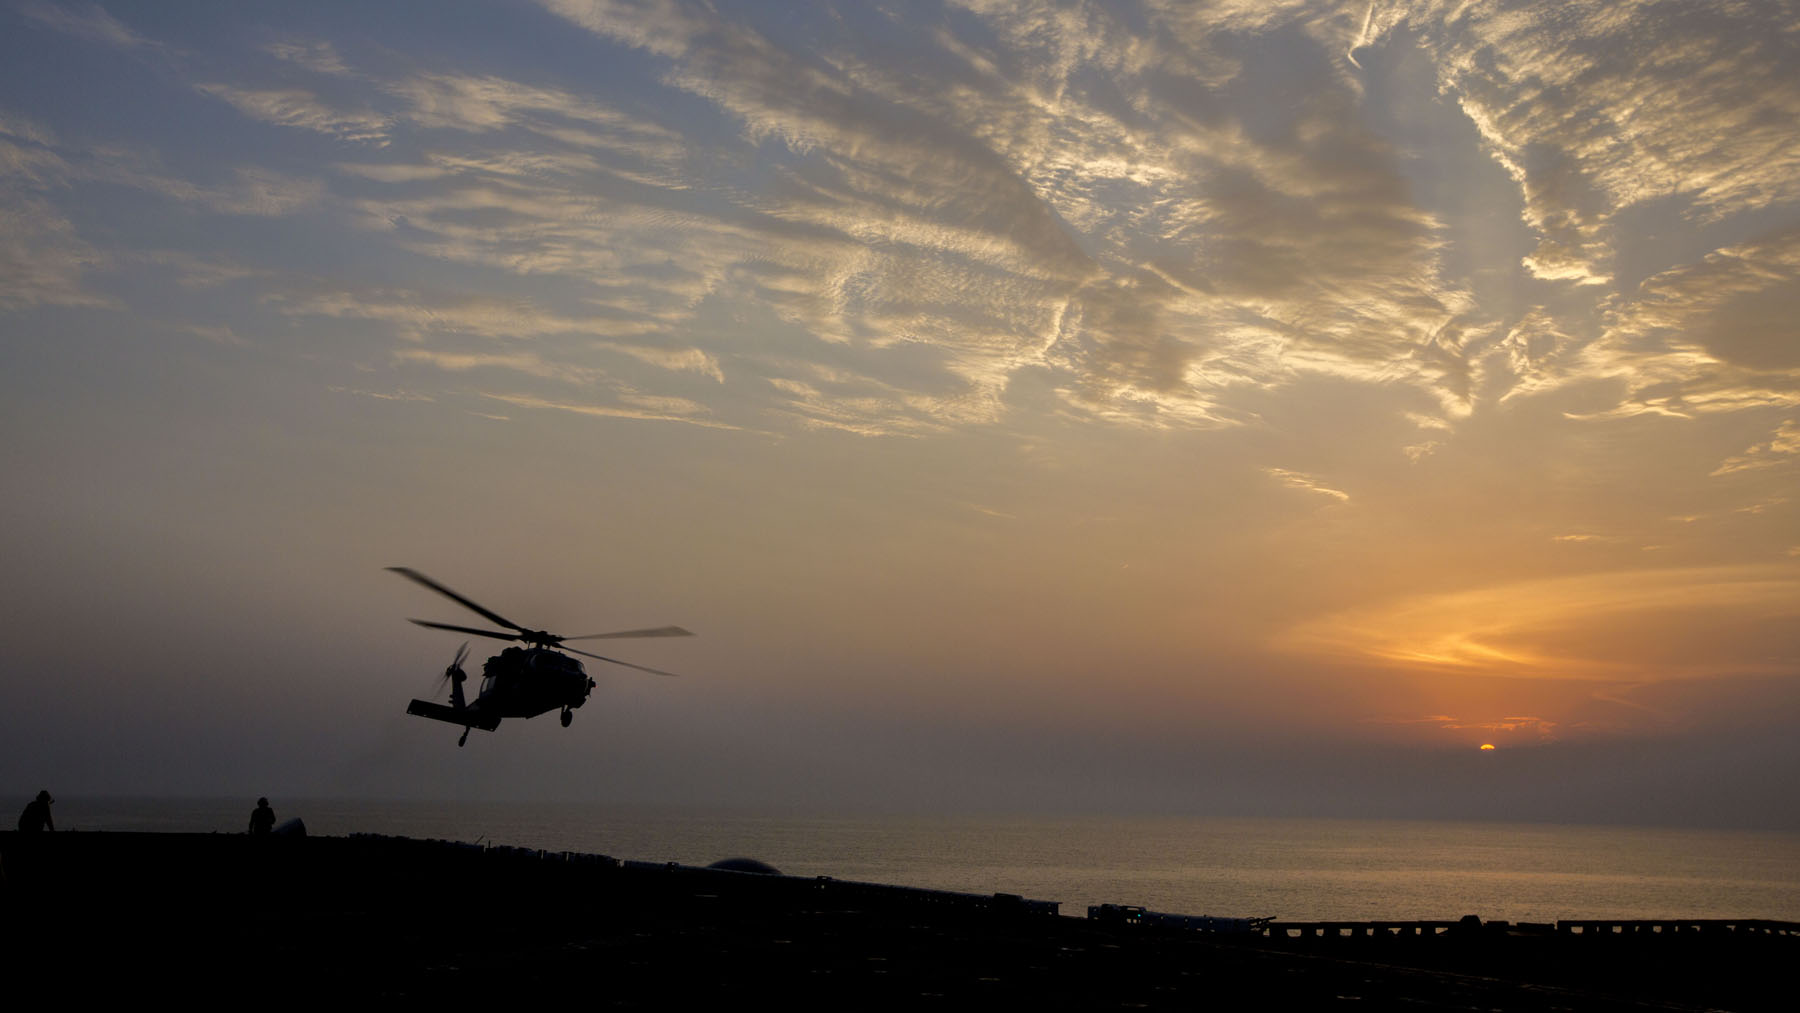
[2, 832, 1790, 1009]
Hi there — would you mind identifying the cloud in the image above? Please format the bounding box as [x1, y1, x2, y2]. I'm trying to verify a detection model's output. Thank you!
[0, 196, 111, 310]
[479, 390, 740, 430]
[1421, 0, 1800, 284]
[0, 113, 106, 308]
[207, 168, 328, 216]
[599, 343, 725, 382]
[532, 0, 1486, 430]
[764, 376, 953, 437]
[0, 107, 60, 153]
[19, 2, 155, 51]
[327, 385, 434, 402]
[168, 0, 1760, 442]
[1713, 420, 1800, 477]
[96, 161, 326, 218]
[1265, 467, 1350, 503]
[538, 0, 713, 60]
[264, 39, 354, 78]
[1491, 307, 1587, 403]
[394, 347, 596, 383]
[4, 105, 327, 222]
[0, 1, 1480, 434]
[137, 250, 268, 289]
[196, 83, 392, 144]
[1366, 713, 1559, 741]
[1582, 228, 1800, 417]
[1285, 565, 1800, 682]
[271, 284, 641, 342]
[13, 0, 1800, 446]
[384, 72, 681, 149]
[177, 324, 248, 347]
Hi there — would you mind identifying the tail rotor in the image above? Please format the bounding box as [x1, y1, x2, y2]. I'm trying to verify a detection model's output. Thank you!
[446, 641, 471, 711]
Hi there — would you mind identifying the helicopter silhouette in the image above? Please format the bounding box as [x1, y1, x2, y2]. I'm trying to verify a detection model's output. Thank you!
[390, 567, 692, 746]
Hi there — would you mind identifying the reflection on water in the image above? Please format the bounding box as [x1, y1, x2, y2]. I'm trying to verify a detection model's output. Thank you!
[53, 798, 1800, 922]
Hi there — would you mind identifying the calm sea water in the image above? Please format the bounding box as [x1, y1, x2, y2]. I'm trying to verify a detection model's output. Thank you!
[44, 798, 1800, 923]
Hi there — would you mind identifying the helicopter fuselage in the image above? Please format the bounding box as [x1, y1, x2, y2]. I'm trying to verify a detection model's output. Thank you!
[407, 647, 596, 735]
[471, 646, 595, 720]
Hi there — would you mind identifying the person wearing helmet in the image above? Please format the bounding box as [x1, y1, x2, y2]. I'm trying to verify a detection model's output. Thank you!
[18, 790, 54, 832]
[248, 797, 275, 835]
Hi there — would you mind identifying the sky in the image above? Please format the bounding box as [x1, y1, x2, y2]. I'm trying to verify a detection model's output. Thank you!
[2, 0, 1796, 828]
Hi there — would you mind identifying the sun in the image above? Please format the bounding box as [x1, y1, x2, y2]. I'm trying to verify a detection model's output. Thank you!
[1479, 743, 1497, 751]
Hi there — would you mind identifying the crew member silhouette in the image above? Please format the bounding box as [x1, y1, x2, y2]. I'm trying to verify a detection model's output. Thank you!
[248, 797, 275, 835]
[18, 790, 54, 832]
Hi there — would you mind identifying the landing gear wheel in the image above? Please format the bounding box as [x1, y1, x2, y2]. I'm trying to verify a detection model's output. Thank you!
[560, 707, 573, 728]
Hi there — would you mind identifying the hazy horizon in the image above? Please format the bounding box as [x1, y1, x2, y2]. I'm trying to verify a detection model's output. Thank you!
[3, 1, 1795, 830]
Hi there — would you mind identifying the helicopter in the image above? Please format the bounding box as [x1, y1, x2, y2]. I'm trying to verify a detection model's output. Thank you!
[390, 567, 692, 746]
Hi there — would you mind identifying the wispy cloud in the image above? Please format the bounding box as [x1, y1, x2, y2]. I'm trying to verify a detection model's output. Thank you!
[1265, 467, 1350, 503]
[195, 83, 391, 144]
[19, 2, 155, 51]
[137, 250, 269, 289]
[264, 39, 354, 78]
[327, 385, 434, 402]
[1426, 0, 1800, 285]
[599, 342, 725, 382]
[1589, 230, 1800, 417]
[393, 348, 590, 383]
[0, 112, 105, 308]
[0, 196, 111, 310]
[1366, 713, 1560, 741]
[479, 390, 740, 430]
[1713, 420, 1800, 477]
[1286, 566, 1800, 682]
[273, 285, 605, 341]
[176, 324, 248, 347]
[9, 0, 1799, 445]
[534, 0, 1485, 430]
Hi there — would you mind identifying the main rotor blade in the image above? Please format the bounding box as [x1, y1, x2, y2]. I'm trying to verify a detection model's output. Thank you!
[387, 567, 523, 633]
[407, 619, 519, 642]
[564, 646, 682, 677]
[563, 626, 695, 641]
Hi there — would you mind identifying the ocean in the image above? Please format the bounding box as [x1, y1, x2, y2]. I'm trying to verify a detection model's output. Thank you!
[43, 797, 1800, 924]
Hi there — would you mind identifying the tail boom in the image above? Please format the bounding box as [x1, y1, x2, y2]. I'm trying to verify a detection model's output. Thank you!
[407, 700, 501, 731]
